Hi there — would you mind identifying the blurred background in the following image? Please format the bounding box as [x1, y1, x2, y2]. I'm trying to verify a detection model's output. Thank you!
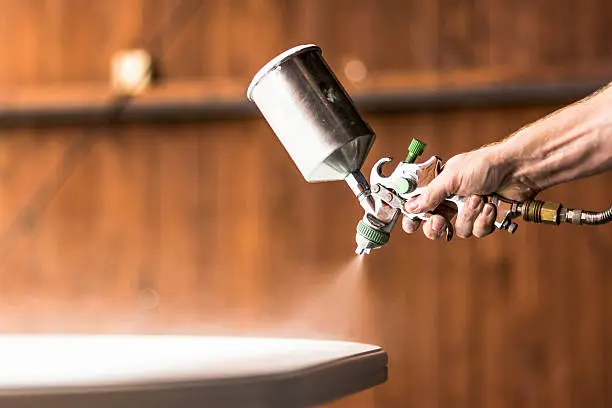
[1, 0, 612, 407]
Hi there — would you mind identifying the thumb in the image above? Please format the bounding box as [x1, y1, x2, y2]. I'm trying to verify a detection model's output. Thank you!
[404, 174, 453, 213]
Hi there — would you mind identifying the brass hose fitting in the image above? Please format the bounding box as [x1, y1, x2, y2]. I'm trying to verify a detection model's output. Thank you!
[521, 200, 562, 225]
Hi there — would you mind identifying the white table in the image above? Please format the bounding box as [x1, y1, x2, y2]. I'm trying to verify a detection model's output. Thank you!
[0, 335, 387, 407]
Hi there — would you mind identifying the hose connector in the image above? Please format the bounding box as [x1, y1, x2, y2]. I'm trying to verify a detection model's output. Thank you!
[521, 200, 562, 225]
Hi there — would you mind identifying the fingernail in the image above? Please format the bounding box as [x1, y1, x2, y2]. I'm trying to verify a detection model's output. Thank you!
[405, 200, 420, 213]
[484, 204, 494, 216]
[431, 217, 445, 234]
[403, 219, 417, 233]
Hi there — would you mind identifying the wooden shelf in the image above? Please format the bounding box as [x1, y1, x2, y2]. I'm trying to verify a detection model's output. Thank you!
[0, 78, 252, 126]
[0, 66, 609, 127]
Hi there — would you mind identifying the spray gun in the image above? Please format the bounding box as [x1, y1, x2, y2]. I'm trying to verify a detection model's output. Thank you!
[247, 44, 612, 255]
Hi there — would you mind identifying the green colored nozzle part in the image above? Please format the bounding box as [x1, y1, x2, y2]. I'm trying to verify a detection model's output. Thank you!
[405, 138, 426, 163]
[357, 220, 389, 246]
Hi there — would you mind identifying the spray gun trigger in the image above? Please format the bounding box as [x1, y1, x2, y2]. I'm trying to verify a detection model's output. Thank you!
[372, 183, 454, 241]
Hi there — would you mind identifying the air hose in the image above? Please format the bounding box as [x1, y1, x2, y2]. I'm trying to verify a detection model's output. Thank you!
[562, 205, 612, 225]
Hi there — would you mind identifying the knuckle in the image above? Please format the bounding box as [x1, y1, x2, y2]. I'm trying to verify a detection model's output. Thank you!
[457, 207, 473, 223]
[454, 218, 473, 238]
[468, 195, 485, 213]
[459, 208, 470, 219]
[419, 189, 431, 203]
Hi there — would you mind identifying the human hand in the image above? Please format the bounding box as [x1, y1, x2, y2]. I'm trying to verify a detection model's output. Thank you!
[402, 82, 612, 241]
[402, 144, 539, 240]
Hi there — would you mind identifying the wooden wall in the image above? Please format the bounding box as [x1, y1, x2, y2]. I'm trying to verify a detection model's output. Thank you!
[1, 1, 612, 407]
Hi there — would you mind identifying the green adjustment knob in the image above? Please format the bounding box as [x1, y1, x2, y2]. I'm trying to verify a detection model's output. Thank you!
[394, 177, 416, 195]
[357, 220, 390, 246]
[405, 138, 426, 163]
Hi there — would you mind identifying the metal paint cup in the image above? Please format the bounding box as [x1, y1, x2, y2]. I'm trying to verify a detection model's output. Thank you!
[247, 44, 375, 183]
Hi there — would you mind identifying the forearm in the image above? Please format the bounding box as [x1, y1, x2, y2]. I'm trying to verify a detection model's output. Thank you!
[497, 83, 612, 192]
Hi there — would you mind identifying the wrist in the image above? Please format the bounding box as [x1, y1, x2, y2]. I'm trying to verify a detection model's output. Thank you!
[487, 133, 544, 196]
[482, 139, 522, 181]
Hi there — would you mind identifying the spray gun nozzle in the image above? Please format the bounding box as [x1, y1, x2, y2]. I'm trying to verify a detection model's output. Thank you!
[355, 247, 370, 256]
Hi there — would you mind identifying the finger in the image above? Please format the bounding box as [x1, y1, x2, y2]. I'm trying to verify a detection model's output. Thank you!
[404, 175, 452, 214]
[402, 216, 421, 234]
[455, 195, 485, 238]
[473, 203, 497, 238]
[433, 202, 458, 223]
[431, 203, 456, 242]
[423, 214, 450, 240]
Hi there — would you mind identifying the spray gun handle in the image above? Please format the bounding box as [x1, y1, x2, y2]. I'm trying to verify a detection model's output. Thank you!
[408, 157, 524, 234]
[389, 155, 573, 235]
[413, 157, 523, 233]
[411, 156, 574, 232]
[372, 155, 522, 237]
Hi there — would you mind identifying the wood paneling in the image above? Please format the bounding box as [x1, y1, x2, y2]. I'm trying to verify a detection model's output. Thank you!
[1, 0, 611, 86]
[0, 1, 611, 408]
[1, 108, 609, 408]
